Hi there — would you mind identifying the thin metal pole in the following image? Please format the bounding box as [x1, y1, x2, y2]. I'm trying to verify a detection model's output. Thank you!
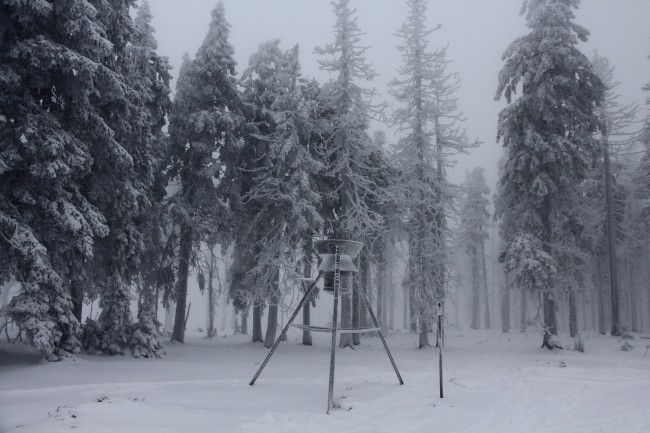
[327, 245, 341, 414]
[249, 273, 322, 386]
[438, 314, 443, 398]
[357, 282, 404, 385]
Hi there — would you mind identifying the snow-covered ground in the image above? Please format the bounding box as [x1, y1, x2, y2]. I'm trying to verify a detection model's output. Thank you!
[1, 329, 649, 433]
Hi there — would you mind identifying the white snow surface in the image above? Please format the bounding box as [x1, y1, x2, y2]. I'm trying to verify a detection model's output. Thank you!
[1, 330, 649, 433]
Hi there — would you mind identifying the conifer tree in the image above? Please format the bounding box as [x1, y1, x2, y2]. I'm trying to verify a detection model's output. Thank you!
[315, 0, 383, 348]
[125, 0, 172, 357]
[233, 41, 322, 348]
[495, 0, 604, 349]
[389, 0, 476, 347]
[167, 2, 244, 343]
[80, 0, 170, 356]
[0, 0, 116, 360]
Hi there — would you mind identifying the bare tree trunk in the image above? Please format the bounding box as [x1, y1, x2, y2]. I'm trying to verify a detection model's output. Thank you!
[352, 246, 361, 346]
[470, 243, 480, 329]
[165, 303, 174, 331]
[252, 304, 263, 342]
[264, 270, 281, 348]
[501, 271, 510, 333]
[403, 280, 408, 330]
[377, 263, 384, 329]
[240, 307, 249, 335]
[352, 263, 361, 345]
[388, 258, 395, 331]
[302, 257, 313, 346]
[154, 284, 160, 327]
[481, 241, 491, 329]
[541, 200, 558, 350]
[207, 247, 216, 338]
[520, 289, 527, 332]
[596, 253, 606, 335]
[360, 252, 369, 328]
[339, 289, 354, 348]
[603, 143, 621, 336]
[542, 292, 559, 349]
[71, 279, 83, 323]
[645, 257, 650, 332]
[569, 290, 578, 338]
[409, 285, 417, 332]
[628, 256, 639, 332]
[172, 223, 193, 343]
[418, 316, 429, 348]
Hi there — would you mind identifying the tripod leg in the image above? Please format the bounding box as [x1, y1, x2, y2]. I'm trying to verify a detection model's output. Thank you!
[249, 274, 322, 386]
[358, 285, 404, 385]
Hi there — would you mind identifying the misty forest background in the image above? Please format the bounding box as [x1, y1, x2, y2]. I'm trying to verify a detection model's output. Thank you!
[1, 0, 649, 361]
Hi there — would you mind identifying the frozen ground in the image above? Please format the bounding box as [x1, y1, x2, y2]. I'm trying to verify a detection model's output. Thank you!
[1, 329, 649, 433]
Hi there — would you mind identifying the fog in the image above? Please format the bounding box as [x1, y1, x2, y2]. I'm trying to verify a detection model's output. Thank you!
[149, 0, 650, 189]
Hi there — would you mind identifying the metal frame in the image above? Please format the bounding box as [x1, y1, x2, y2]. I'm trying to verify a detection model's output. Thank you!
[249, 242, 404, 414]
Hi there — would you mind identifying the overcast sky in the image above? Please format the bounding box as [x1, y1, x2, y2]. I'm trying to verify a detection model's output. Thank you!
[148, 0, 650, 190]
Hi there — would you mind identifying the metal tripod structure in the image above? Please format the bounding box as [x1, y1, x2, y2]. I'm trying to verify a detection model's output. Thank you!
[249, 240, 403, 413]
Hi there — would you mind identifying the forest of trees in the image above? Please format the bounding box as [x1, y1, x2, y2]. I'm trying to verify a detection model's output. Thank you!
[1, 0, 649, 361]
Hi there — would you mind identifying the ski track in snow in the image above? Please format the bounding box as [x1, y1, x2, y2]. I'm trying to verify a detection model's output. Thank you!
[1, 330, 649, 433]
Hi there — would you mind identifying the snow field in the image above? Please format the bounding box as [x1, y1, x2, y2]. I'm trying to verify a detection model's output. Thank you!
[1, 330, 649, 433]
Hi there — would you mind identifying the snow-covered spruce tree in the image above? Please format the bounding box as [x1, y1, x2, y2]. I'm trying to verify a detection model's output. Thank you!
[389, 0, 477, 347]
[167, 2, 244, 343]
[495, 0, 604, 349]
[0, 0, 116, 360]
[232, 41, 323, 348]
[315, 0, 385, 349]
[124, 0, 172, 358]
[459, 168, 490, 331]
[80, 0, 167, 356]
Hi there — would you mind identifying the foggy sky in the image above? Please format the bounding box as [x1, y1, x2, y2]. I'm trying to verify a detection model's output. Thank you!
[148, 0, 650, 191]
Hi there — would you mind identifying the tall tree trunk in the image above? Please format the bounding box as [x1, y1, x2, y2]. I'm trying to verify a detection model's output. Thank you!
[377, 262, 384, 329]
[541, 198, 558, 349]
[207, 247, 216, 338]
[172, 223, 193, 343]
[596, 252, 606, 335]
[403, 278, 409, 330]
[628, 256, 639, 332]
[645, 257, 650, 332]
[501, 271, 510, 333]
[71, 279, 83, 323]
[418, 316, 429, 348]
[520, 289, 527, 332]
[154, 284, 160, 327]
[603, 143, 621, 336]
[569, 290, 578, 338]
[388, 257, 395, 331]
[302, 256, 313, 346]
[409, 285, 417, 332]
[165, 303, 174, 331]
[339, 288, 354, 348]
[481, 240, 491, 329]
[252, 304, 263, 342]
[359, 252, 369, 328]
[542, 292, 558, 349]
[264, 270, 281, 348]
[240, 307, 249, 335]
[470, 244, 480, 330]
[352, 277, 361, 345]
